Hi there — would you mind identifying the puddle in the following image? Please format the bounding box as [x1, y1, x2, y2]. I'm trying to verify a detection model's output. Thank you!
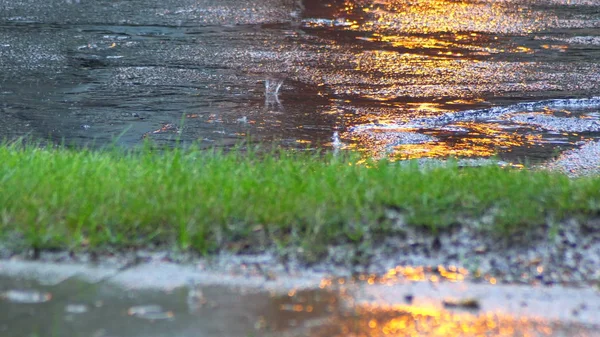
[306, 306, 598, 337]
[1, 0, 600, 166]
[0, 274, 340, 337]
[1, 261, 599, 337]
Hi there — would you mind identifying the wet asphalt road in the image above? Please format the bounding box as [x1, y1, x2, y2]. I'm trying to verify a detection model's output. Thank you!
[1, 0, 600, 164]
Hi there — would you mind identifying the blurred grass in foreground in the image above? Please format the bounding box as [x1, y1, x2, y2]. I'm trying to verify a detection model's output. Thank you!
[0, 142, 599, 258]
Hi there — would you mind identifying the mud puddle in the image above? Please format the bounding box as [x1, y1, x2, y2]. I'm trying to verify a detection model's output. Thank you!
[1, 260, 599, 337]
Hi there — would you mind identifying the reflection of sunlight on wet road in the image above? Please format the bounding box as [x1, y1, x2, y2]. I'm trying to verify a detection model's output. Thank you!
[319, 265, 473, 287]
[300, 0, 600, 163]
[303, 266, 599, 337]
[2, 0, 600, 162]
[343, 122, 541, 160]
[332, 0, 544, 34]
[1, 261, 599, 337]
[320, 305, 562, 337]
[392, 122, 542, 160]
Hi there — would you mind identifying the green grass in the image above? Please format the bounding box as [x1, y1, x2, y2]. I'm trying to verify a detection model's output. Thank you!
[0, 142, 599, 259]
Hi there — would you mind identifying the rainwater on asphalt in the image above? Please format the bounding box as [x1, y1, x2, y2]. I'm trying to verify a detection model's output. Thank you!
[1, 261, 600, 337]
[1, 0, 600, 164]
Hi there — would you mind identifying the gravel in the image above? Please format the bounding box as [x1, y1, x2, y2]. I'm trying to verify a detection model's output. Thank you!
[4, 212, 599, 288]
[306, 214, 600, 287]
[544, 140, 600, 177]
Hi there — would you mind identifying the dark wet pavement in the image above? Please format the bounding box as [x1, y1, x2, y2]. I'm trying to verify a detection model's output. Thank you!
[1, 260, 600, 337]
[1, 0, 600, 164]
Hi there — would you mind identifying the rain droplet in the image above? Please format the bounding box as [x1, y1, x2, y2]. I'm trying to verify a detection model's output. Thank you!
[332, 131, 343, 148]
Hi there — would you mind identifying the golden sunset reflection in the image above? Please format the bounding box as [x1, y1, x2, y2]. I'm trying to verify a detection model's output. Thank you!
[382, 266, 427, 282]
[318, 265, 473, 289]
[396, 122, 541, 160]
[344, 123, 541, 161]
[304, 272, 595, 336]
[330, 304, 558, 337]
[405, 103, 448, 115]
[303, 0, 559, 160]
[379, 265, 470, 284]
[355, 33, 513, 57]
[334, 0, 544, 35]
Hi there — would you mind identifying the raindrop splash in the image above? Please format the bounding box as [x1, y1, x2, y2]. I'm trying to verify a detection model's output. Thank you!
[265, 78, 284, 98]
[332, 131, 343, 149]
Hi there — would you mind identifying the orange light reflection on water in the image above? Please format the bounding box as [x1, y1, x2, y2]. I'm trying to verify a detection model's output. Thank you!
[395, 122, 541, 159]
[393, 123, 541, 160]
[344, 122, 541, 161]
[311, 273, 569, 336]
[394, 142, 495, 160]
[319, 265, 472, 288]
[341, 304, 557, 337]
[382, 266, 427, 282]
[380, 265, 470, 284]
[308, 271, 583, 336]
[316, 0, 552, 160]
[336, 0, 543, 35]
